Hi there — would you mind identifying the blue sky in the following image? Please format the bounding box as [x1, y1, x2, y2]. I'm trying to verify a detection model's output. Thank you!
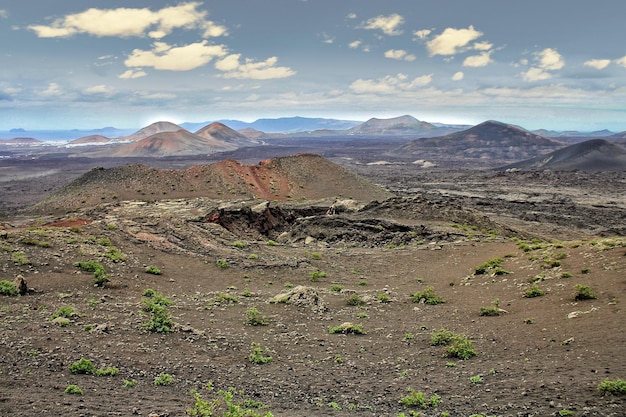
[1, 0, 626, 131]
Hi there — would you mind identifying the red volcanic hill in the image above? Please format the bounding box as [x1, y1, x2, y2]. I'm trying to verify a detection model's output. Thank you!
[120, 121, 184, 143]
[34, 154, 392, 213]
[392, 120, 564, 162]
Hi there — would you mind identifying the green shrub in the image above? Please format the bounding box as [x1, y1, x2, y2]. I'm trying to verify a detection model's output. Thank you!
[329, 322, 365, 335]
[346, 293, 364, 306]
[74, 260, 109, 286]
[188, 383, 274, 417]
[64, 384, 83, 395]
[411, 286, 445, 305]
[523, 284, 545, 298]
[123, 379, 137, 388]
[69, 358, 96, 374]
[154, 372, 174, 386]
[249, 342, 272, 364]
[12, 251, 30, 266]
[0, 280, 18, 297]
[598, 378, 626, 395]
[479, 299, 502, 316]
[245, 307, 268, 326]
[400, 388, 440, 409]
[430, 329, 458, 346]
[216, 259, 229, 269]
[232, 240, 247, 248]
[446, 337, 477, 360]
[377, 293, 391, 303]
[329, 284, 344, 292]
[574, 284, 596, 300]
[474, 258, 504, 274]
[145, 265, 162, 275]
[50, 305, 77, 320]
[142, 290, 174, 333]
[309, 270, 327, 282]
[95, 367, 119, 376]
[102, 247, 127, 262]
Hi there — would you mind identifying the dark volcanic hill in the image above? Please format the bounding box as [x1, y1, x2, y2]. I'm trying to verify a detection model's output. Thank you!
[110, 128, 237, 157]
[349, 115, 436, 135]
[498, 139, 626, 171]
[390, 120, 564, 163]
[34, 154, 392, 213]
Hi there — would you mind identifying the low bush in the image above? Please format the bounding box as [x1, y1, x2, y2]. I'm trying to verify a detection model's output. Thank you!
[154, 372, 174, 386]
[400, 388, 440, 409]
[411, 286, 445, 305]
[249, 342, 273, 364]
[598, 378, 626, 395]
[329, 322, 365, 335]
[523, 284, 545, 298]
[0, 280, 18, 297]
[69, 358, 96, 374]
[245, 307, 269, 326]
[64, 384, 83, 395]
[574, 284, 596, 300]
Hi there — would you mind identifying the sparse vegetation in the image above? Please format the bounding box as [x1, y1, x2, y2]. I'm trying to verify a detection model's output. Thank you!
[400, 388, 440, 409]
[597, 378, 626, 395]
[346, 293, 364, 306]
[574, 284, 596, 300]
[74, 260, 109, 286]
[95, 366, 119, 376]
[523, 284, 545, 298]
[142, 290, 174, 333]
[188, 383, 274, 417]
[245, 307, 269, 326]
[154, 372, 174, 386]
[308, 270, 327, 282]
[12, 251, 30, 266]
[145, 265, 162, 275]
[0, 280, 18, 297]
[411, 286, 445, 305]
[69, 358, 96, 374]
[329, 322, 365, 335]
[249, 342, 273, 364]
[51, 305, 77, 320]
[480, 299, 502, 316]
[430, 329, 476, 360]
[474, 258, 504, 275]
[216, 258, 229, 269]
[64, 384, 83, 395]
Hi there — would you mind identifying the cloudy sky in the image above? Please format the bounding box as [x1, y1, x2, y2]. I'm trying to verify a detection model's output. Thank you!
[1, 0, 626, 131]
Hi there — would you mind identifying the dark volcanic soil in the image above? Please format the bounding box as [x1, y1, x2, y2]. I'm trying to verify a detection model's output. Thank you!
[0, 144, 625, 417]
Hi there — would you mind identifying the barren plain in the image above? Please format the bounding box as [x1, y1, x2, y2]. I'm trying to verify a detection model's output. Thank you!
[0, 140, 624, 417]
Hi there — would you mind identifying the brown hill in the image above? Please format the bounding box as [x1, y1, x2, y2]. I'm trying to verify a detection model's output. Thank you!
[0, 137, 41, 144]
[498, 138, 626, 171]
[33, 153, 392, 213]
[109, 129, 237, 157]
[68, 134, 111, 145]
[391, 120, 564, 162]
[195, 122, 258, 145]
[349, 115, 436, 135]
[119, 121, 184, 143]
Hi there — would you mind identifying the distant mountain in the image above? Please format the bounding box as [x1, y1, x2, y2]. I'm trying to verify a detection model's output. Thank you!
[0, 137, 42, 144]
[391, 120, 564, 162]
[181, 117, 362, 133]
[68, 135, 111, 145]
[110, 128, 237, 157]
[348, 115, 437, 135]
[119, 121, 184, 142]
[533, 128, 615, 138]
[498, 139, 626, 172]
[195, 122, 259, 146]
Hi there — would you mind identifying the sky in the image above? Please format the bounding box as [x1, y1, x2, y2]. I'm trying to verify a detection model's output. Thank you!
[1, 0, 626, 131]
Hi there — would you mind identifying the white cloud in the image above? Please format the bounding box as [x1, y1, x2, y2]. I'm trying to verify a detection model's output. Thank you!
[124, 41, 227, 71]
[0, 9, 8, 19]
[426, 25, 483, 56]
[83, 85, 112, 95]
[349, 73, 432, 94]
[452, 71, 464, 81]
[616, 55, 626, 68]
[346, 13, 357, 19]
[537, 48, 564, 70]
[28, 3, 227, 39]
[521, 67, 551, 82]
[349, 40, 362, 49]
[384, 49, 416, 62]
[119, 69, 147, 79]
[413, 29, 431, 40]
[38, 83, 63, 97]
[473, 41, 493, 51]
[463, 51, 493, 67]
[360, 13, 404, 36]
[584, 59, 611, 70]
[216, 56, 296, 80]
[521, 48, 564, 82]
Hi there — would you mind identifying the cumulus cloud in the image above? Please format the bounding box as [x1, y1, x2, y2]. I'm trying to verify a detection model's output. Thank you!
[584, 59, 611, 70]
[452, 71, 464, 81]
[348, 40, 362, 49]
[38, 83, 63, 97]
[521, 48, 564, 82]
[215, 55, 296, 80]
[346, 13, 357, 19]
[473, 41, 493, 51]
[124, 41, 227, 71]
[119, 69, 147, 79]
[426, 25, 483, 56]
[360, 13, 404, 36]
[83, 85, 113, 95]
[27, 2, 227, 39]
[0, 9, 8, 18]
[616, 55, 626, 68]
[384, 49, 416, 62]
[349, 73, 432, 94]
[463, 51, 493, 67]
[413, 29, 431, 40]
